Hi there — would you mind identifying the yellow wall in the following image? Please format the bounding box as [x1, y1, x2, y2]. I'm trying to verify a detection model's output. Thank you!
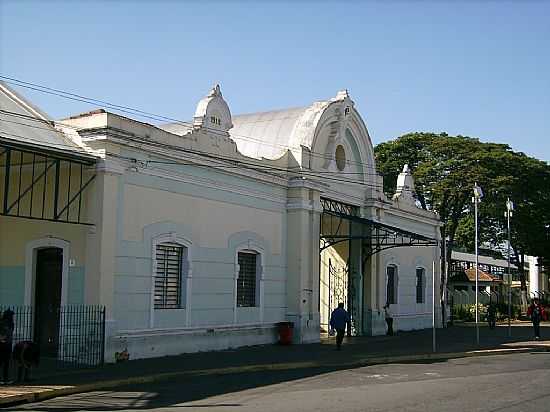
[0, 157, 95, 266]
[319, 242, 348, 330]
[0, 215, 89, 265]
[0, 159, 97, 306]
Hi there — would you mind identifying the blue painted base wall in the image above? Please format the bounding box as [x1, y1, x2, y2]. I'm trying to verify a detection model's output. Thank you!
[0, 266, 24, 306]
[0, 266, 85, 306]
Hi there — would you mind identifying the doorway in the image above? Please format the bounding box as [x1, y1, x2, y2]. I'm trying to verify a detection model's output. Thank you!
[319, 201, 362, 336]
[34, 247, 63, 357]
[320, 250, 351, 331]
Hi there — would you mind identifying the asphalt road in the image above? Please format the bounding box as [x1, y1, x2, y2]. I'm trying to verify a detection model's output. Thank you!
[11, 352, 550, 412]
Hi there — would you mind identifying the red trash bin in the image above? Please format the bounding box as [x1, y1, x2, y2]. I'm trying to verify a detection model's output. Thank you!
[277, 321, 294, 345]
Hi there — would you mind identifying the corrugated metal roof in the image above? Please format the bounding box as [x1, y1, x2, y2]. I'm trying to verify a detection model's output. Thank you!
[464, 267, 502, 282]
[226, 92, 353, 160]
[229, 107, 308, 159]
[159, 107, 309, 160]
[159, 91, 352, 161]
[0, 82, 97, 161]
[452, 251, 517, 269]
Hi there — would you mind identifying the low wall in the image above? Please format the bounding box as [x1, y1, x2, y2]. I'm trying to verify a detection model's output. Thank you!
[394, 313, 435, 331]
[106, 323, 280, 362]
[363, 309, 441, 336]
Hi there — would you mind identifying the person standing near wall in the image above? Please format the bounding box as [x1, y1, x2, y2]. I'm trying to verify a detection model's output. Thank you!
[0, 309, 15, 384]
[384, 303, 394, 336]
[487, 302, 497, 329]
[330, 303, 350, 350]
[527, 298, 545, 340]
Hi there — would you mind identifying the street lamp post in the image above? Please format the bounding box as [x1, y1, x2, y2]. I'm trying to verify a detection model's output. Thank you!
[473, 183, 483, 345]
[506, 198, 514, 338]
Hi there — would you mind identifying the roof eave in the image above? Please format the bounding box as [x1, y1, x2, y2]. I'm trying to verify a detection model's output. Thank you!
[0, 136, 98, 164]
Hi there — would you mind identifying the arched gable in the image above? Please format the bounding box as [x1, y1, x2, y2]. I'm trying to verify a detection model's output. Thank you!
[310, 96, 377, 189]
[225, 89, 378, 190]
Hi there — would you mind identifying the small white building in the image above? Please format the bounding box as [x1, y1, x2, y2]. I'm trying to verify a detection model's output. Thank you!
[448, 250, 547, 300]
[526, 255, 548, 297]
[1, 83, 441, 362]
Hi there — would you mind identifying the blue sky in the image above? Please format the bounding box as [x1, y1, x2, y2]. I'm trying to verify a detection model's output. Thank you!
[1, 1, 549, 161]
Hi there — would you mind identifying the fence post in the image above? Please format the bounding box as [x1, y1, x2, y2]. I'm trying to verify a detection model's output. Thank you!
[100, 306, 106, 366]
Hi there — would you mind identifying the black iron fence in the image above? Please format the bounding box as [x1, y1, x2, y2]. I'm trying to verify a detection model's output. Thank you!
[58, 305, 106, 368]
[0, 304, 105, 369]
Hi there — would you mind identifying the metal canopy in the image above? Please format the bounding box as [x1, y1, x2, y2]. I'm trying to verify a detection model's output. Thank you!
[0, 143, 96, 225]
[320, 197, 438, 258]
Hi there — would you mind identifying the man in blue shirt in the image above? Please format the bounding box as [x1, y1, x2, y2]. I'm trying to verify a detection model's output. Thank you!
[330, 303, 350, 350]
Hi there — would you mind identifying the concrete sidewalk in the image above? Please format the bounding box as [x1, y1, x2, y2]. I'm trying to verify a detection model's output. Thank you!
[1, 323, 549, 408]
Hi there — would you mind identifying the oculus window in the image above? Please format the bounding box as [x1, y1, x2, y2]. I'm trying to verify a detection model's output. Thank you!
[335, 145, 346, 171]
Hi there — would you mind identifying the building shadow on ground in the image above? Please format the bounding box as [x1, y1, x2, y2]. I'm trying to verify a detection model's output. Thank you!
[8, 324, 550, 411]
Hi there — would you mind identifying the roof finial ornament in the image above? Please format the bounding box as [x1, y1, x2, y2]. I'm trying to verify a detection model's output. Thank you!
[393, 164, 416, 204]
[193, 83, 232, 135]
[335, 89, 350, 101]
[208, 84, 222, 98]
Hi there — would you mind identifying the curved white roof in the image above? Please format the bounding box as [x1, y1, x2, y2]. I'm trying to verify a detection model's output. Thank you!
[160, 89, 361, 162]
[229, 91, 354, 160]
[229, 107, 308, 159]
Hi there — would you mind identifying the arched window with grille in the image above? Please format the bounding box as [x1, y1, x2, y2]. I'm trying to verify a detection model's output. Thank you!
[154, 242, 187, 309]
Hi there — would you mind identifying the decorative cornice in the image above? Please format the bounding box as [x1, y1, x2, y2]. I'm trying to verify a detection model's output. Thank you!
[96, 158, 125, 175]
[87, 127, 290, 188]
[388, 202, 441, 224]
[286, 200, 322, 213]
[320, 188, 364, 207]
[382, 209, 442, 235]
[288, 176, 326, 191]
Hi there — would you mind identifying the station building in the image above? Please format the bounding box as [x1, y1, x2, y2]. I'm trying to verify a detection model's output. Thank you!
[1, 82, 441, 362]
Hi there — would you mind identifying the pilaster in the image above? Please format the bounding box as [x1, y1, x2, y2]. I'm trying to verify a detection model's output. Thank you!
[285, 178, 322, 343]
[84, 157, 123, 322]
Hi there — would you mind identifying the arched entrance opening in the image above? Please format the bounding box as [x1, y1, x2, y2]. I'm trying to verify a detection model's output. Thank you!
[319, 198, 438, 337]
[320, 200, 362, 336]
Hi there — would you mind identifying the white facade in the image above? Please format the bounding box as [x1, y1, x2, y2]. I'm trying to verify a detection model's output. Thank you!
[3, 84, 441, 361]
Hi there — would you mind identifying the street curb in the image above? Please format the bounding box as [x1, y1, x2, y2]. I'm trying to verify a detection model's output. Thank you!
[1, 345, 548, 408]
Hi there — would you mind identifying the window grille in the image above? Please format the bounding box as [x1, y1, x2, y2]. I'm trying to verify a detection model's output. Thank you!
[416, 268, 425, 303]
[386, 266, 397, 305]
[155, 242, 183, 309]
[237, 252, 257, 307]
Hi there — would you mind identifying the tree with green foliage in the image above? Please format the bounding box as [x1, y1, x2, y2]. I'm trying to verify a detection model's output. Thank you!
[471, 150, 550, 307]
[375, 132, 550, 320]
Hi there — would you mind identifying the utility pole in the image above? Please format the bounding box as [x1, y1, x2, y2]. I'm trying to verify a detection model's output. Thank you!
[506, 198, 514, 338]
[433, 260, 436, 352]
[473, 183, 483, 346]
